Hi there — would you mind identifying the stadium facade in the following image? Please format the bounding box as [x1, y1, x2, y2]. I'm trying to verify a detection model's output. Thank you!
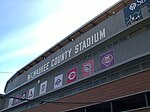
[0, 0, 150, 111]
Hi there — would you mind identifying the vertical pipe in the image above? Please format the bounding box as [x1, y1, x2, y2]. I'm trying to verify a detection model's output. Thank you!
[144, 93, 148, 107]
[84, 107, 86, 112]
[110, 102, 113, 112]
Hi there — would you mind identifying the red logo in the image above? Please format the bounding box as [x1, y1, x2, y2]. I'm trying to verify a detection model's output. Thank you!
[67, 67, 77, 83]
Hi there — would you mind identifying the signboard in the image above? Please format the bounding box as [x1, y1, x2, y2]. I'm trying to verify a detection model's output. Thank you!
[82, 59, 94, 77]
[100, 50, 115, 69]
[123, 0, 150, 26]
[8, 98, 13, 107]
[147, 0, 150, 12]
[54, 74, 63, 89]
[13, 95, 21, 105]
[67, 67, 77, 83]
[27, 28, 106, 81]
[24, 0, 150, 83]
[21, 91, 28, 100]
[28, 87, 35, 99]
[39, 81, 47, 95]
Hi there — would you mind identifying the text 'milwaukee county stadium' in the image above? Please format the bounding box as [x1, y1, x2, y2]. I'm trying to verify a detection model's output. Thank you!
[1, 0, 150, 112]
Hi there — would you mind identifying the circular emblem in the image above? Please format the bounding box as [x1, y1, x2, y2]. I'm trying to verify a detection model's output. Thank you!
[55, 79, 61, 85]
[68, 71, 76, 80]
[129, 3, 137, 10]
[84, 63, 92, 72]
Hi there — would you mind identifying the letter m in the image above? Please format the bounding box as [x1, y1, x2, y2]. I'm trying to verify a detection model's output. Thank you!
[100, 28, 106, 40]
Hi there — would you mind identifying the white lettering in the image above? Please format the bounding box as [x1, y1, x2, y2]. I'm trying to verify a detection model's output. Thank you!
[94, 33, 99, 43]
[68, 48, 72, 57]
[82, 40, 87, 50]
[51, 48, 72, 68]
[27, 28, 106, 81]
[100, 28, 106, 39]
[27, 62, 50, 81]
[87, 37, 91, 47]
[79, 42, 83, 52]
[137, 0, 146, 6]
[74, 28, 106, 54]
[51, 59, 55, 68]
[91, 35, 94, 45]
[75, 44, 79, 54]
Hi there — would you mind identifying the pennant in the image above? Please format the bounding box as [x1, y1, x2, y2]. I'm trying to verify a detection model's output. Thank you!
[67, 67, 77, 83]
[28, 87, 35, 99]
[39, 81, 47, 95]
[100, 50, 115, 69]
[54, 74, 63, 89]
[82, 59, 94, 77]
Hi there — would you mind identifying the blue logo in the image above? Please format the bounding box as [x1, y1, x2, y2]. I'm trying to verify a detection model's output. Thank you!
[123, 0, 146, 26]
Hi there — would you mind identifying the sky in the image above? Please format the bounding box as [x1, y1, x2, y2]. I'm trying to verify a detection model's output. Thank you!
[0, 0, 120, 94]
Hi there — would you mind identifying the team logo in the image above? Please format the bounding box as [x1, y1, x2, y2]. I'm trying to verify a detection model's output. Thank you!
[28, 87, 35, 99]
[102, 54, 113, 67]
[100, 50, 115, 69]
[68, 71, 76, 80]
[39, 81, 47, 95]
[67, 67, 77, 83]
[129, 3, 137, 10]
[84, 63, 92, 72]
[82, 59, 94, 77]
[123, 0, 144, 26]
[55, 79, 61, 85]
[54, 74, 63, 89]
[8, 98, 14, 107]
[21, 92, 27, 100]
[13, 95, 21, 105]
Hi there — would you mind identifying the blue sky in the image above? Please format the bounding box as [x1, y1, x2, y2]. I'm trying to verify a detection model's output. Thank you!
[0, 0, 119, 94]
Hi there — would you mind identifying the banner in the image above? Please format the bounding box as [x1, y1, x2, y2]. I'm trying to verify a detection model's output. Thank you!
[39, 81, 47, 95]
[8, 98, 13, 107]
[67, 67, 77, 83]
[54, 74, 63, 89]
[123, 0, 145, 26]
[13, 95, 21, 105]
[82, 59, 94, 77]
[21, 91, 28, 100]
[28, 87, 35, 99]
[100, 50, 115, 69]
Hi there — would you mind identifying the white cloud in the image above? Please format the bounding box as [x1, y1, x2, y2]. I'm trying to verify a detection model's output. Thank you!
[28, 0, 120, 50]
[0, 0, 120, 94]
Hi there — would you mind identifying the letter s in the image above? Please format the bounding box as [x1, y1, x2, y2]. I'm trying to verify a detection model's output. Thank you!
[75, 44, 79, 54]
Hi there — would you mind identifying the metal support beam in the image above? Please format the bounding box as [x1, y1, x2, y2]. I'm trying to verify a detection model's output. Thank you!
[58, 44, 63, 48]
[49, 50, 54, 53]
[110, 102, 113, 112]
[144, 93, 149, 107]
[78, 30, 83, 35]
[84, 107, 86, 112]
[91, 22, 96, 27]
